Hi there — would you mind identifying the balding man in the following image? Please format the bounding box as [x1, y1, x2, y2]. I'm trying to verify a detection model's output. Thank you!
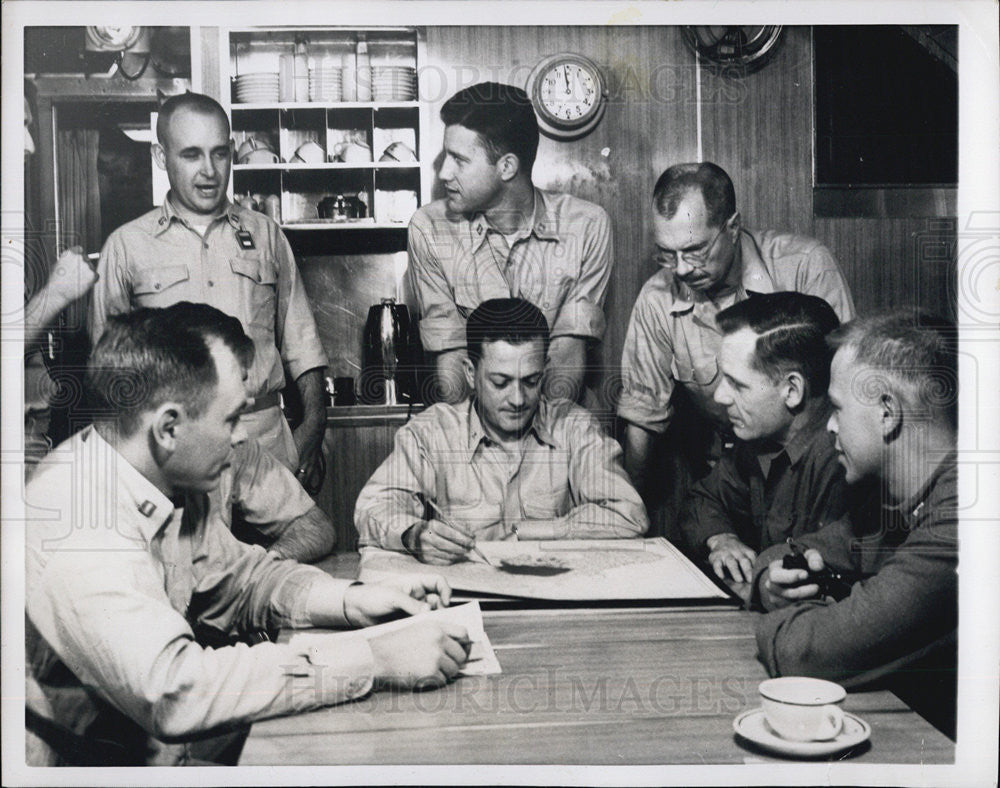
[89, 92, 327, 483]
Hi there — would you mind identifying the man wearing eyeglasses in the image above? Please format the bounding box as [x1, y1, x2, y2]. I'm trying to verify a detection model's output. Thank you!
[618, 162, 854, 517]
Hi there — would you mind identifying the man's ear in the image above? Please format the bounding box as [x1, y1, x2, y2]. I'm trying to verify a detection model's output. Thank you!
[496, 152, 520, 183]
[151, 402, 182, 452]
[783, 371, 806, 410]
[152, 143, 167, 172]
[462, 356, 476, 392]
[880, 391, 903, 441]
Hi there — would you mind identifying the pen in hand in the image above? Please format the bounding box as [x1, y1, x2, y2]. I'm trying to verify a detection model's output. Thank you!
[424, 498, 496, 567]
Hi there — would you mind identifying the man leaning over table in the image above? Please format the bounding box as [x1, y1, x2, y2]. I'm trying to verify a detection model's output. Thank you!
[751, 311, 958, 738]
[25, 304, 469, 766]
[679, 291, 868, 586]
[618, 162, 855, 500]
[89, 91, 327, 482]
[355, 297, 648, 565]
[407, 82, 613, 404]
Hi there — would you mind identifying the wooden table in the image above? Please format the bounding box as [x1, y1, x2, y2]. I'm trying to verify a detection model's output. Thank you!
[240, 556, 954, 766]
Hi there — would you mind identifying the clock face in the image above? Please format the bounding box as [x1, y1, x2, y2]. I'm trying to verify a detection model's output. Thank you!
[528, 53, 607, 139]
[538, 62, 599, 124]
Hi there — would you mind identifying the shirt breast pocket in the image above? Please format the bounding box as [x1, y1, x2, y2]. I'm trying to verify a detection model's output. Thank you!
[132, 265, 190, 306]
[230, 254, 278, 331]
[670, 355, 720, 391]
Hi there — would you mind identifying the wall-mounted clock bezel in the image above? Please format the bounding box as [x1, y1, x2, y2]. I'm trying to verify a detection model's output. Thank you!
[527, 52, 608, 140]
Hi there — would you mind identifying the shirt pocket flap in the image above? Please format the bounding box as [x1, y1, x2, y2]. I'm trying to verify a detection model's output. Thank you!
[133, 265, 190, 295]
[670, 355, 720, 387]
[230, 254, 278, 286]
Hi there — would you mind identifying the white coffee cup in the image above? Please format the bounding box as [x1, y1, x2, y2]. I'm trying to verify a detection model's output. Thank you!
[758, 677, 845, 741]
[292, 140, 326, 164]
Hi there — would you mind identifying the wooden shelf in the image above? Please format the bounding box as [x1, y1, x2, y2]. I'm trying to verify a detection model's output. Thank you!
[231, 101, 419, 110]
[234, 162, 419, 170]
[282, 221, 408, 231]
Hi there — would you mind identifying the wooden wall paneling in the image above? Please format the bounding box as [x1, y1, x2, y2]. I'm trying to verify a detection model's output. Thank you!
[315, 419, 405, 553]
[814, 217, 957, 318]
[699, 26, 815, 237]
[422, 26, 700, 411]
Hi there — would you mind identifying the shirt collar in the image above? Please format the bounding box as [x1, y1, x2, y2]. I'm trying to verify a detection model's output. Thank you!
[467, 188, 559, 253]
[893, 449, 957, 523]
[84, 425, 176, 543]
[155, 193, 241, 236]
[463, 397, 558, 458]
[783, 402, 833, 467]
[666, 228, 778, 316]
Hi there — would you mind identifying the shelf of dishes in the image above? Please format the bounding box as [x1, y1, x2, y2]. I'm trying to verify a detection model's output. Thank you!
[232, 107, 418, 167]
[233, 167, 419, 226]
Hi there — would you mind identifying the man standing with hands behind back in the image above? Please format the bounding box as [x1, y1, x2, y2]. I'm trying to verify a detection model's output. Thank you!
[90, 92, 327, 482]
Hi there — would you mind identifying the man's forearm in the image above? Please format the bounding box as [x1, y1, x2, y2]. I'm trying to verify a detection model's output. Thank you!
[295, 367, 327, 425]
[267, 506, 335, 563]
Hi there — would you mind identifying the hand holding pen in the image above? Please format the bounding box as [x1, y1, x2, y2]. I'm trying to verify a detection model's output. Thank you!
[421, 498, 496, 567]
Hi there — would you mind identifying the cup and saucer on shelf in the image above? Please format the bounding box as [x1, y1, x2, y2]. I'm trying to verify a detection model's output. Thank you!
[733, 677, 871, 758]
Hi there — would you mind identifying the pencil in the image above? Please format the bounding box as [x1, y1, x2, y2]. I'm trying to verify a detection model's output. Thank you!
[424, 498, 495, 567]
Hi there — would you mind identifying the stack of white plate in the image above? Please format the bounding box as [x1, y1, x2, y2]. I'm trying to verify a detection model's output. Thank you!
[372, 66, 417, 101]
[234, 72, 280, 104]
[309, 66, 343, 102]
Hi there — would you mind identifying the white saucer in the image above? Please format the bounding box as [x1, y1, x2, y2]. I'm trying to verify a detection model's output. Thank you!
[733, 707, 871, 758]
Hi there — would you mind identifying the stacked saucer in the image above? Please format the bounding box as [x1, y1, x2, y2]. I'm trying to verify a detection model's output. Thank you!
[309, 65, 343, 102]
[372, 66, 417, 101]
[234, 72, 280, 104]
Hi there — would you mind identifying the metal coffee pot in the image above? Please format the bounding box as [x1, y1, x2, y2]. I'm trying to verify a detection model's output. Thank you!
[361, 298, 419, 405]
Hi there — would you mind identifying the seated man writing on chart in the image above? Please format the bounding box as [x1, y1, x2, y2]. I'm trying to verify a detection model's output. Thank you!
[679, 292, 860, 585]
[25, 304, 469, 766]
[355, 298, 648, 564]
[751, 311, 958, 738]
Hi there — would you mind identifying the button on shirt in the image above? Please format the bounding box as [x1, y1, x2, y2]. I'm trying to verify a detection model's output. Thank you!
[618, 228, 855, 433]
[89, 197, 327, 399]
[406, 189, 613, 352]
[25, 427, 374, 765]
[681, 406, 850, 554]
[355, 398, 648, 550]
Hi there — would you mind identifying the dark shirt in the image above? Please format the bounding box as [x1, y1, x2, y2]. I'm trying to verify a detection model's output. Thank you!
[751, 451, 958, 735]
[680, 407, 849, 555]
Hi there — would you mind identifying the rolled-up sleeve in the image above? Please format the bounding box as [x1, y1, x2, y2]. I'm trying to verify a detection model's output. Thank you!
[617, 286, 677, 433]
[549, 209, 611, 341]
[89, 231, 133, 343]
[354, 423, 434, 550]
[407, 219, 467, 353]
[272, 226, 327, 380]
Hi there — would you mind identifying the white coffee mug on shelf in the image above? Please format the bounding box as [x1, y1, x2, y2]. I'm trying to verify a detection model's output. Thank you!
[758, 677, 845, 742]
[292, 140, 326, 164]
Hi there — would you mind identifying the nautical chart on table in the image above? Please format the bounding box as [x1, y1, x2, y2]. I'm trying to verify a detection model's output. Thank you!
[358, 538, 728, 601]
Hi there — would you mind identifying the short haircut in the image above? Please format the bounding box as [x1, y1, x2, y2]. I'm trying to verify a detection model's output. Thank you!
[828, 310, 958, 429]
[716, 291, 841, 398]
[84, 303, 253, 436]
[156, 91, 230, 146]
[652, 161, 736, 229]
[440, 82, 539, 175]
[466, 298, 550, 366]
